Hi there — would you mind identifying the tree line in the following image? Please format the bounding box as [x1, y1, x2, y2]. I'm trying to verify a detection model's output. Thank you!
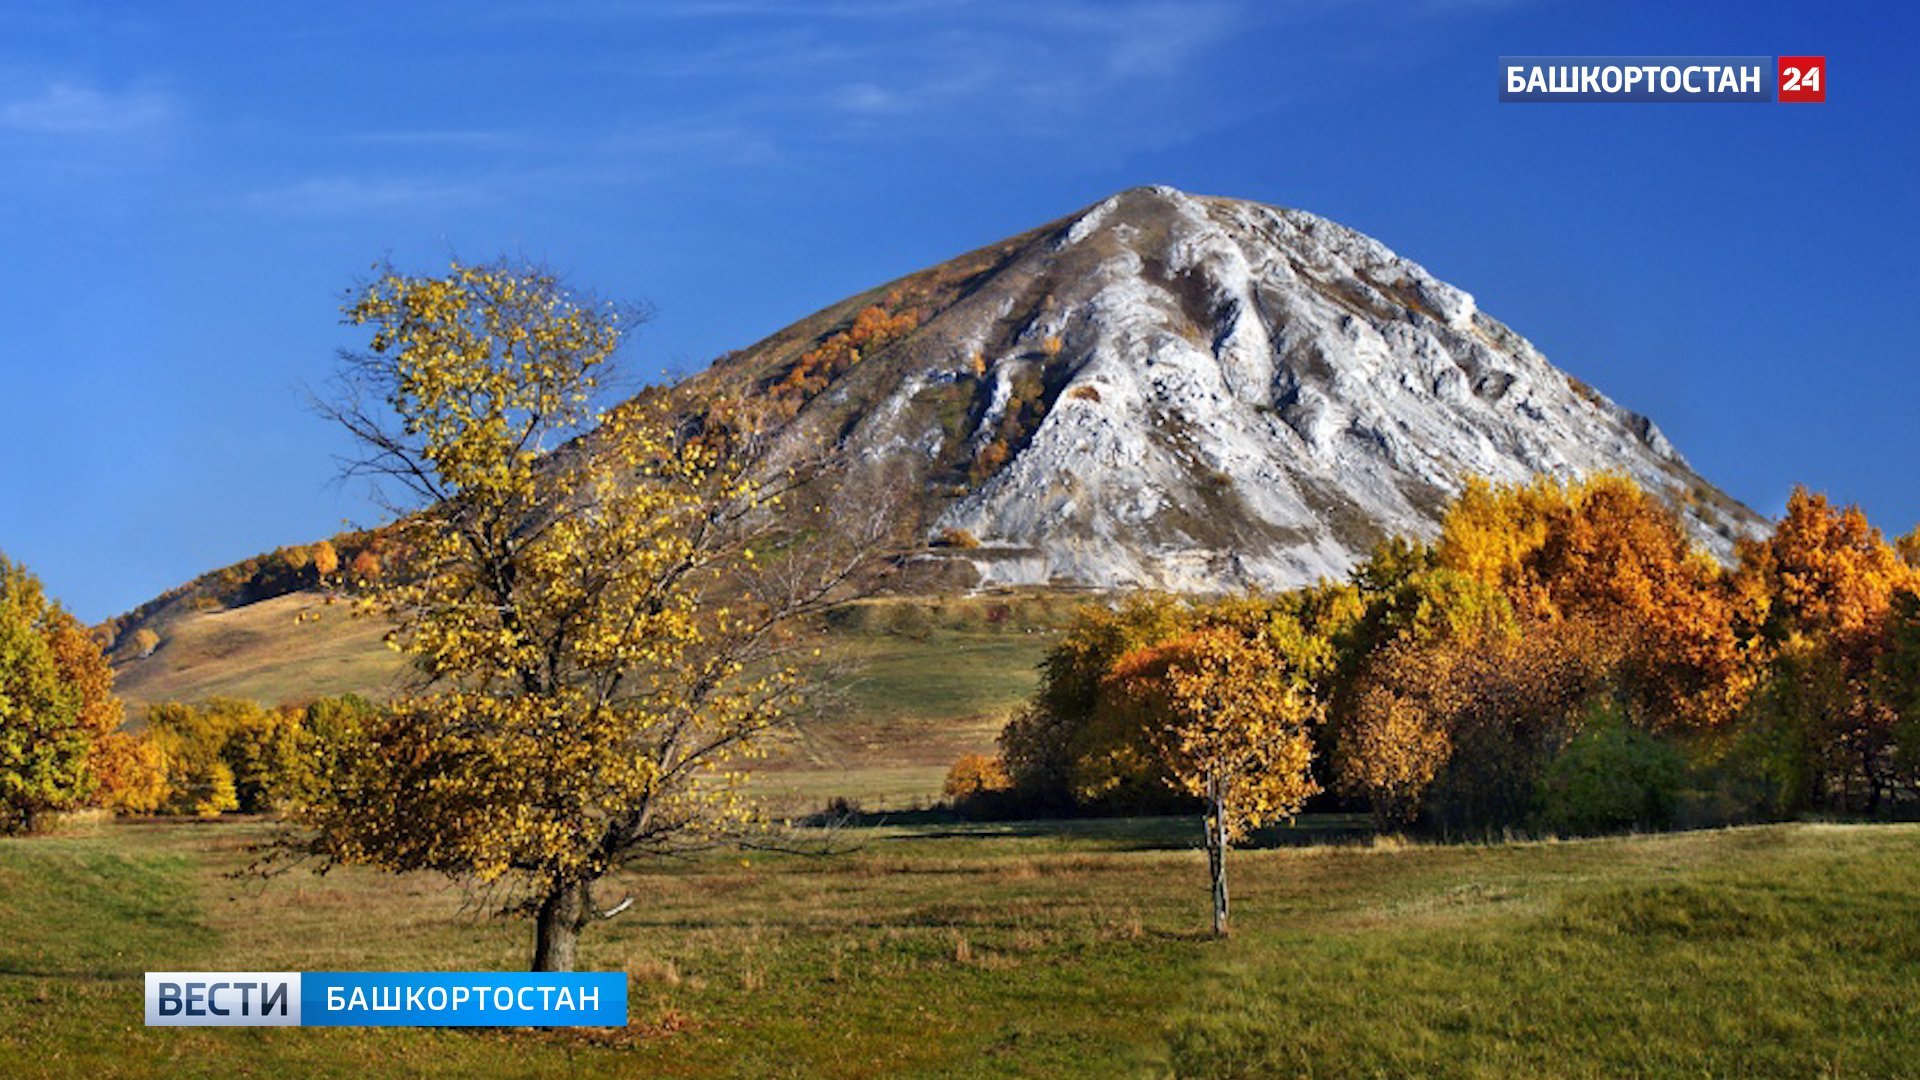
[940, 476, 1918, 932]
[951, 476, 1920, 837]
[0, 549, 378, 830]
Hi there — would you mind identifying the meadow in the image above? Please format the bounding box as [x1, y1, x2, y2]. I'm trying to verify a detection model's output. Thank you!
[3, 816, 1916, 1078]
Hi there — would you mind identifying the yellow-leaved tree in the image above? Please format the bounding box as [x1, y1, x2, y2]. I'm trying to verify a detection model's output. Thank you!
[1104, 625, 1321, 937]
[295, 260, 895, 971]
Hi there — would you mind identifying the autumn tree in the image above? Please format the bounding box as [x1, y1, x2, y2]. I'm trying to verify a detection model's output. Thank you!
[1735, 488, 1919, 810]
[0, 553, 121, 831]
[770, 297, 919, 410]
[999, 593, 1192, 811]
[346, 549, 381, 584]
[208, 699, 304, 813]
[129, 627, 161, 659]
[941, 753, 1012, 818]
[295, 260, 893, 971]
[92, 730, 169, 814]
[311, 540, 340, 579]
[1337, 480, 1729, 831]
[1103, 625, 1321, 936]
[1338, 636, 1471, 827]
[1435, 474, 1748, 731]
[147, 702, 242, 816]
[1333, 539, 1513, 825]
[1897, 527, 1920, 570]
[1342, 617, 1621, 833]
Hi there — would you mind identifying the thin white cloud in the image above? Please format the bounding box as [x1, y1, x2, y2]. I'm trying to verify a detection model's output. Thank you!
[0, 81, 173, 135]
[247, 176, 494, 215]
[834, 82, 911, 115]
[241, 0, 1525, 215]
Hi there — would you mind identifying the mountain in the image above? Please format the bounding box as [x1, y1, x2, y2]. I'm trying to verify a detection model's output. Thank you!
[695, 185, 1760, 592]
[106, 185, 1762, 708]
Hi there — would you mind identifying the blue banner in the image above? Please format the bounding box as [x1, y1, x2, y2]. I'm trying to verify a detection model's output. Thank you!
[303, 972, 627, 1027]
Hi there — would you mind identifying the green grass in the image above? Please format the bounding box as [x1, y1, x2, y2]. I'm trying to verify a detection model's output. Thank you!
[3, 819, 1918, 1077]
[746, 599, 1067, 813]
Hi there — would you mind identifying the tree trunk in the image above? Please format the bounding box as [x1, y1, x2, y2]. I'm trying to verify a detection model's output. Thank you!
[531, 879, 591, 972]
[1207, 772, 1229, 938]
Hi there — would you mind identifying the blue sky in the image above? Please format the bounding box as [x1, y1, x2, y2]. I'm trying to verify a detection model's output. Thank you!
[1, 1, 1914, 622]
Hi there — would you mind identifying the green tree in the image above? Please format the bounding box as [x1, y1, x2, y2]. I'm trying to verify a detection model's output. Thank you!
[1538, 704, 1687, 835]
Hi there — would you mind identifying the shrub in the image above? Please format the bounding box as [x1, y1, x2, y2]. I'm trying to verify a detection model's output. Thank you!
[944, 752, 1037, 820]
[971, 440, 1010, 484]
[1537, 714, 1686, 835]
[935, 528, 981, 550]
[943, 753, 1011, 800]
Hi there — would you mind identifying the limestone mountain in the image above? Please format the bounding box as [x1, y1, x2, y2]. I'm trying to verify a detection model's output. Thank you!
[698, 185, 1760, 592]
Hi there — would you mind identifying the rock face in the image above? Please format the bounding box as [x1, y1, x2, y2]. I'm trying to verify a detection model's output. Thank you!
[711, 187, 1760, 592]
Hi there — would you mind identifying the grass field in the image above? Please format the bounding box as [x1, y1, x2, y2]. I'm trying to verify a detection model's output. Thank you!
[3, 817, 1917, 1077]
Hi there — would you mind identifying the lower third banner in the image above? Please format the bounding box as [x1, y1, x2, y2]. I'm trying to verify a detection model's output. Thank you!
[145, 971, 628, 1027]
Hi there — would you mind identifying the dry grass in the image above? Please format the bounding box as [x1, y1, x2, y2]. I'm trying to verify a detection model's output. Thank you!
[112, 592, 408, 717]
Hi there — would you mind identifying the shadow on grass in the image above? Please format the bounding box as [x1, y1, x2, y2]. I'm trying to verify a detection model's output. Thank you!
[793, 810, 1377, 851]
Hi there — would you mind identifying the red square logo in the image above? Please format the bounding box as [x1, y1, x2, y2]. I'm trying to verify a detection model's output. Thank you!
[1778, 56, 1825, 102]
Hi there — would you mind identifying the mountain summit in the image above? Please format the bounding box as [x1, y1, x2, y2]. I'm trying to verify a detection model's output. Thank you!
[706, 185, 1761, 592]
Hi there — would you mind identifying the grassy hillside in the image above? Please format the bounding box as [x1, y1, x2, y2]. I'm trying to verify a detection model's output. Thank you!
[112, 592, 410, 718]
[111, 592, 1076, 812]
[2, 819, 1916, 1076]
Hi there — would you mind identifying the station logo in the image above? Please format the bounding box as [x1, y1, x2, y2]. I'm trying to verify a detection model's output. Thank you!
[1500, 56, 1825, 103]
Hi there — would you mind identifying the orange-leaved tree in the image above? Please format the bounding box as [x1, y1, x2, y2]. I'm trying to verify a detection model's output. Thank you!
[310, 539, 340, 579]
[1436, 474, 1749, 731]
[1735, 488, 1920, 810]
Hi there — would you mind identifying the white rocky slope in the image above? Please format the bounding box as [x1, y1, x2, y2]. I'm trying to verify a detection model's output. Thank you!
[786, 186, 1762, 592]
